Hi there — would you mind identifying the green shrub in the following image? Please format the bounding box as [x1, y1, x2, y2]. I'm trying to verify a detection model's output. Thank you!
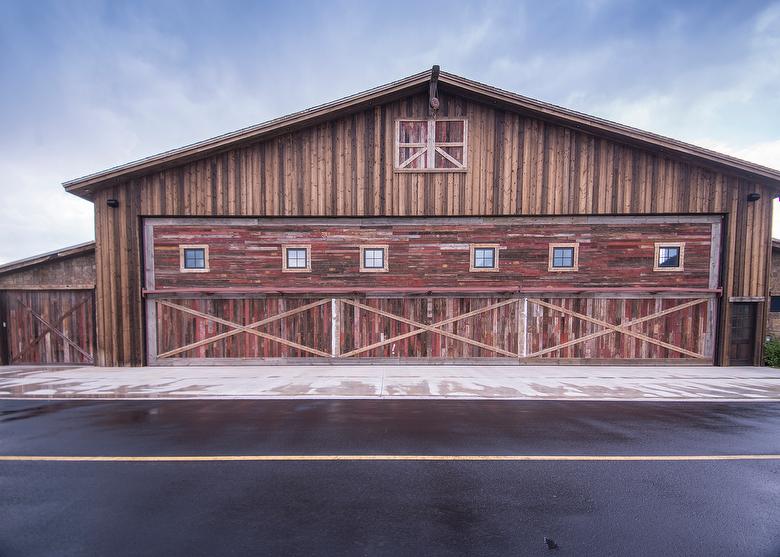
[764, 338, 780, 367]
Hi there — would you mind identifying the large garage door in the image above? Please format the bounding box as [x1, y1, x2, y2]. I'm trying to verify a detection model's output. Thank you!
[142, 216, 721, 366]
[145, 293, 716, 365]
[2, 289, 95, 365]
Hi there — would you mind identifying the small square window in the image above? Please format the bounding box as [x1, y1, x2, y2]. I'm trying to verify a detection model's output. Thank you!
[470, 244, 500, 272]
[771, 296, 780, 313]
[179, 245, 209, 273]
[184, 249, 205, 269]
[552, 247, 574, 268]
[287, 249, 307, 268]
[363, 248, 385, 269]
[654, 242, 684, 272]
[474, 248, 495, 268]
[283, 246, 311, 272]
[548, 243, 579, 272]
[360, 245, 388, 272]
[658, 247, 680, 267]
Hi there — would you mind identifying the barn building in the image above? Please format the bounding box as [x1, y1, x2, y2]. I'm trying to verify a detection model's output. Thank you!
[0, 242, 96, 365]
[7, 67, 779, 368]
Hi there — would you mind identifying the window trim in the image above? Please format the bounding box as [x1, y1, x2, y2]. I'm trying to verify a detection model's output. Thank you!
[548, 243, 579, 272]
[469, 244, 500, 272]
[359, 245, 389, 273]
[179, 244, 209, 273]
[654, 242, 685, 272]
[394, 118, 468, 172]
[282, 245, 311, 273]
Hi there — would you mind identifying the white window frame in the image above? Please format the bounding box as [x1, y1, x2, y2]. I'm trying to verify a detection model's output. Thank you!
[654, 242, 685, 272]
[282, 245, 311, 273]
[394, 118, 468, 172]
[469, 244, 500, 272]
[548, 243, 579, 272]
[179, 244, 209, 273]
[360, 245, 389, 273]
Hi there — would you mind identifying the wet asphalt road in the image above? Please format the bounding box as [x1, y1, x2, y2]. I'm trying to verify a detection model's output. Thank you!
[0, 400, 779, 557]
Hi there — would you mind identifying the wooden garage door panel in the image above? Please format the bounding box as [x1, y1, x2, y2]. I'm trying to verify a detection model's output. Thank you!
[526, 297, 711, 360]
[340, 297, 521, 359]
[3, 290, 95, 365]
[154, 297, 333, 359]
[147, 294, 714, 365]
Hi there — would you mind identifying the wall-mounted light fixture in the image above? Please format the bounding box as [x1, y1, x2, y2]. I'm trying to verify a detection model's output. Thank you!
[747, 193, 761, 202]
[107, 199, 119, 208]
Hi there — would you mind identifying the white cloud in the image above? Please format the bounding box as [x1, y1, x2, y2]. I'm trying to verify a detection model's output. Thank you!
[694, 138, 780, 240]
[1, 1, 780, 261]
[0, 158, 93, 264]
[695, 139, 780, 170]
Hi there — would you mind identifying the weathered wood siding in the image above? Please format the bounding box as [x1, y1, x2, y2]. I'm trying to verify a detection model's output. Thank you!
[0, 252, 95, 289]
[92, 90, 774, 365]
[147, 217, 717, 290]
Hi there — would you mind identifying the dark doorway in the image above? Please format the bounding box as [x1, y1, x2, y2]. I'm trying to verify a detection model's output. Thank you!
[729, 303, 757, 365]
[0, 292, 8, 365]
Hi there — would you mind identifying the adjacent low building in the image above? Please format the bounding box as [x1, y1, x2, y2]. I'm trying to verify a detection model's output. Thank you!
[3, 67, 780, 367]
[0, 242, 95, 365]
[767, 240, 780, 339]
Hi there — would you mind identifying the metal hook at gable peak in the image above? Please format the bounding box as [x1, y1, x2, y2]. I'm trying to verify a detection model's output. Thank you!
[429, 64, 440, 117]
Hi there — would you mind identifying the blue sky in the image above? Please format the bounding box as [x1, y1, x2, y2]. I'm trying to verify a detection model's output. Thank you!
[1, 0, 779, 263]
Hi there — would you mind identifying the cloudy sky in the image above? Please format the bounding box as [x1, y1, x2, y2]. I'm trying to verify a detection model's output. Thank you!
[1, 0, 779, 264]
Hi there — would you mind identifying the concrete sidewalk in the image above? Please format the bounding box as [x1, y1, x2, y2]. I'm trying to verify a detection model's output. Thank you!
[0, 364, 779, 401]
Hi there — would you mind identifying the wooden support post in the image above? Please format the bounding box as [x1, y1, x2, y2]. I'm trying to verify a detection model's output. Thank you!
[331, 298, 340, 357]
[145, 298, 158, 365]
[517, 297, 527, 359]
[704, 298, 715, 359]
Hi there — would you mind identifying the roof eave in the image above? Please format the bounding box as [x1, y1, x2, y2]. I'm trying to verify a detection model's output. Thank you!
[63, 70, 433, 200]
[0, 241, 96, 276]
[62, 68, 780, 200]
[437, 72, 780, 190]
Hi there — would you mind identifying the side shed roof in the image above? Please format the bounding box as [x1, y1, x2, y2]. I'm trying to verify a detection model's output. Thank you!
[0, 241, 96, 277]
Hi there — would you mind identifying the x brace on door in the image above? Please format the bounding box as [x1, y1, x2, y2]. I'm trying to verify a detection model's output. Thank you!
[526, 298, 709, 359]
[155, 298, 332, 359]
[151, 296, 710, 361]
[153, 297, 520, 359]
[13, 297, 94, 363]
[339, 298, 519, 358]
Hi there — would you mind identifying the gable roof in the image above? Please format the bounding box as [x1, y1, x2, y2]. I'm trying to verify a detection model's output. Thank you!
[63, 67, 780, 200]
[0, 241, 95, 277]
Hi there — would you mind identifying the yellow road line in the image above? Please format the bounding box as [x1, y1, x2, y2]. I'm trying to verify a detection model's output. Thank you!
[0, 454, 778, 462]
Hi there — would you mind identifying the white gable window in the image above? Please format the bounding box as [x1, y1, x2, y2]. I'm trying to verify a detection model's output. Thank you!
[395, 119, 467, 171]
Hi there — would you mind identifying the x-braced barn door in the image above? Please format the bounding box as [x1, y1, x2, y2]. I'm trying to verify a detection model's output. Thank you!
[2, 289, 96, 365]
[145, 294, 716, 364]
[145, 295, 523, 364]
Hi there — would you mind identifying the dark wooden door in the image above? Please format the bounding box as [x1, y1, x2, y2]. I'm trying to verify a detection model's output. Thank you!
[0, 292, 9, 365]
[729, 303, 757, 366]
